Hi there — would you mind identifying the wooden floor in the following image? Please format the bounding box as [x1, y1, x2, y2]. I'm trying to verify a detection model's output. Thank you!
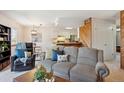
[105, 61, 124, 82]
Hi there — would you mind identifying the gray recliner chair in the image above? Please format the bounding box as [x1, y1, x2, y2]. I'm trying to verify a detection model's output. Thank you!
[70, 47, 109, 82]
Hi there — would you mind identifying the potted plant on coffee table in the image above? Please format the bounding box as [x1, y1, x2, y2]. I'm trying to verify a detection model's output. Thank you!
[34, 65, 47, 82]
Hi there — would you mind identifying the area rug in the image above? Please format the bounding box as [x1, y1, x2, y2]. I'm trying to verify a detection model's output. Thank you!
[0, 65, 28, 82]
[0, 61, 41, 82]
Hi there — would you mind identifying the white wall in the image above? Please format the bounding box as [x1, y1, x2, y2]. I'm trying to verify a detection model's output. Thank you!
[25, 26, 78, 52]
[0, 13, 25, 55]
[92, 18, 116, 61]
[23, 26, 32, 42]
[40, 26, 78, 52]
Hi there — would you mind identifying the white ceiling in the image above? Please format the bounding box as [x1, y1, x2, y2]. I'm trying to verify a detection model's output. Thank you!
[0, 10, 119, 28]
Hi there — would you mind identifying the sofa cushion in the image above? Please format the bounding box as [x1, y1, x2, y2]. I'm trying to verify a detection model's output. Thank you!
[64, 47, 78, 63]
[24, 51, 32, 58]
[51, 49, 64, 61]
[14, 60, 24, 66]
[15, 49, 25, 58]
[41, 60, 57, 72]
[70, 64, 97, 82]
[16, 43, 26, 49]
[77, 47, 98, 67]
[53, 62, 75, 80]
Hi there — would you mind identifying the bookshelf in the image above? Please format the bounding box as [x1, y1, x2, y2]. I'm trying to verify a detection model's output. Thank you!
[0, 24, 11, 70]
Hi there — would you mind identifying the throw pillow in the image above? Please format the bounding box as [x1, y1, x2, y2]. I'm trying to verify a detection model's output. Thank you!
[57, 54, 68, 62]
[15, 49, 25, 58]
[24, 51, 32, 58]
[51, 49, 64, 61]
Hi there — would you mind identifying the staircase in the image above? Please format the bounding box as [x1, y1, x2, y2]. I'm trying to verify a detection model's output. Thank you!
[79, 18, 92, 47]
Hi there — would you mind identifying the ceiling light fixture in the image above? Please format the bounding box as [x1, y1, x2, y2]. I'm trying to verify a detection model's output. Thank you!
[65, 27, 73, 30]
[31, 25, 37, 35]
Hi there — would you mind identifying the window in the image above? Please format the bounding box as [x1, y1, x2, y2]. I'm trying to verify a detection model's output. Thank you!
[11, 28, 17, 45]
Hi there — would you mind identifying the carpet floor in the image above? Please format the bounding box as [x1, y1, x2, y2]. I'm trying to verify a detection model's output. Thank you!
[105, 61, 124, 82]
[0, 61, 41, 82]
[0, 65, 27, 82]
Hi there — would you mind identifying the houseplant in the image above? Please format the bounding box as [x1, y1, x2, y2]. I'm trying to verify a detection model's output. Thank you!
[34, 65, 47, 82]
[0, 42, 9, 51]
[34, 65, 54, 82]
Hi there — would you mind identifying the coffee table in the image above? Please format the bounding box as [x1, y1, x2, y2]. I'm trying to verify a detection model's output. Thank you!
[13, 69, 70, 82]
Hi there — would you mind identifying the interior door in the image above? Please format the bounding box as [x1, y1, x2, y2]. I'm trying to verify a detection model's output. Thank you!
[92, 23, 115, 61]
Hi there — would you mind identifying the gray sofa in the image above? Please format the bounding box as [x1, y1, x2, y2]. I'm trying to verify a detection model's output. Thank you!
[41, 47, 109, 82]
